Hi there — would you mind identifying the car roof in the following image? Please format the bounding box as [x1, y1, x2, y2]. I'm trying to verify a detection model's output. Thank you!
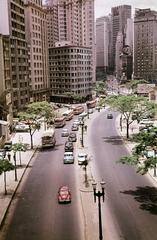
[78, 153, 87, 156]
[59, 186, 69, 191]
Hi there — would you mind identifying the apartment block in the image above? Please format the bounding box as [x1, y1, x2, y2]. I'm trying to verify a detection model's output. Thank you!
[49, 43, 92, 102]
[25, 0, 49, 102]
[45, 0, 95, 101]
[134, 8, 157, 83]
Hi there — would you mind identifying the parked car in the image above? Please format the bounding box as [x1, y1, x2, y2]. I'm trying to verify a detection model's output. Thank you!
[61, 128, 69, 137]
[15, 123, 29, 132]
[63, 152, 74, 164]
[68, 132, 77, 142]
[64, 141, 74, 152]
[73, 120, 80, 126]
[71, 124, 79, 131]
[78, 152, 88, 165]
[4, 141, 12, 151]
[58, 186, 71, 203]
[107, 113, 113, 119]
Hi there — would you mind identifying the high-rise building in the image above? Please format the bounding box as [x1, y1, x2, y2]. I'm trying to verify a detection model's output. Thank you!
[9, 0, 30, 112]
[45, 0, 95, 101]
[111, 5, 131, 73]
[24, 0, 49, 102]
[134, 8, 157, 83]
[96, 16, 110, 80]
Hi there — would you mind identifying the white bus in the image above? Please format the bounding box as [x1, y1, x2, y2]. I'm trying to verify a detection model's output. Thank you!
[63, 110, 74, 121]
[54, 116, 66, 128]
[41, 128, 56, 148]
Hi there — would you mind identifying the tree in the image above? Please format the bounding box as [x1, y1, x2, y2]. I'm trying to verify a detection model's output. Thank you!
[103, 95, 156, 138]
[0, 157, 14, 194]
[119, 127, 157, 175]
[27, 101, 55, 129]
[11, 143, 28, 166]
[18, 101, 55, 148]
[126, 79, 148, 94]
[95, 81, 107, 95]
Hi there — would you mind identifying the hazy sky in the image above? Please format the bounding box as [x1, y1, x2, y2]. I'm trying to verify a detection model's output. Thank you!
[95, 0, 157, 18]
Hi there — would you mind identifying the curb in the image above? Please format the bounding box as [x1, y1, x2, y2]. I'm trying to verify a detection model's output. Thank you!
[0, 147, 39, 229]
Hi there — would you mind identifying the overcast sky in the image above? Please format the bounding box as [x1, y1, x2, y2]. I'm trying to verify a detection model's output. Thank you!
[95, 0, 157, 18]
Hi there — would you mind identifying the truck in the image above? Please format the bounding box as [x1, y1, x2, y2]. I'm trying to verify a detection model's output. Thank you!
[41, 128, 56, 148]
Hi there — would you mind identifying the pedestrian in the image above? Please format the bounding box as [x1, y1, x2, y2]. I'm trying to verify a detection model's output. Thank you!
[84, 125, 87, 131]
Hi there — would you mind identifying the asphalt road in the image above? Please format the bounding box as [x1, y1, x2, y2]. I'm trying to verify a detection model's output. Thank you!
[0, 121, 83, 240]
[89, 110, 157, 240]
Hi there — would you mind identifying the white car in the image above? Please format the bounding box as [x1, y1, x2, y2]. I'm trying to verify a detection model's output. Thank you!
[78, 152, 88, 165]
[15, 123, 29, 132]
[61, 128, 69, 137]
[63, 152, 74, 164]
[73, 120, 80, 126]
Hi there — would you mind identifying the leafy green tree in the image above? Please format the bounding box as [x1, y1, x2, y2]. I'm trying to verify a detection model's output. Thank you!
[18, 101, 54, 148]
[119, 127, 157, 175]
[104, 95, 156, 138]
[126, 79, 149, 93]
[27, 101, 55, 128]
[0, 157, 14, 194]
[95, 81, 107, 95]
[18, 112, 40, 149]
[11, 143, 28, 166]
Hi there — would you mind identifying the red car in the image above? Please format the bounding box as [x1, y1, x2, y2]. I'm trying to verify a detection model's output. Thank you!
[58, 186, 71, 203]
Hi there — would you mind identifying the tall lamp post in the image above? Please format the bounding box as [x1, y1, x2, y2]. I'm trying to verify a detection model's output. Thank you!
[80, 120, 84, 147]
[92, 181, 105, 240]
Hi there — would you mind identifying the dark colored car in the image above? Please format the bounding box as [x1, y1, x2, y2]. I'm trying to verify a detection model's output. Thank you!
[68, 132, 77, 142]
[4, 141, 12, 151]
[58, 186, 71, 203]
[107, 113, 113, 119]
[64, 141, 74, 152]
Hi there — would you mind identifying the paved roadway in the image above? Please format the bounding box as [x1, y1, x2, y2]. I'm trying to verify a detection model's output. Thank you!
[88, 110, 157, 240]
[0, 120, 83, 240]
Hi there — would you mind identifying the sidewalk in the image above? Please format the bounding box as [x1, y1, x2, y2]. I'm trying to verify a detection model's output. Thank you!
[115, 114, 157, 186]
[0, 125, 44, 228]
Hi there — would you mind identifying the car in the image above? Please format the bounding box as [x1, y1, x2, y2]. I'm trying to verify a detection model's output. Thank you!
[64, 141, 74, 152]
[78, 152, 88, 165]
[107, 113, 113, 119]
[58, 186, 71, 203]
[4, 141, 12, 151]
[71, 124, 79, 131]
[73, 119, 80, 126]
[61, 128, 69, 137]
[88, 109, 94, 114]
[15, 123, 29, 132]
[68, 132, 77, 142]
[63, 152, 74, 164]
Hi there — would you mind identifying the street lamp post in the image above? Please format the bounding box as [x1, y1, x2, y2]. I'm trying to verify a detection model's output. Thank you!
[13, 152, 18, 181]
[80, 120, 84, 147]
[92, 181, 105, 240]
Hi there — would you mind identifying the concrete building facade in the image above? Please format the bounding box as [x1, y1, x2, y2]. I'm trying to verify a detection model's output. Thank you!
[111, 5, 131, 73]
[49, 43, 92, 103]
[45, 0, 95, 101]
[134, 8, 157, 83]
[24, 0, 49, 102]
[96, 16, 110, 80]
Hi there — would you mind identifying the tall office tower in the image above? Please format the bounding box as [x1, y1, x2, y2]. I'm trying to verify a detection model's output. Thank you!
[111, 5, 131, 73]
[96, 16, 110, 80]
[134, 9, 157, 83]
[24, 0, 49, 102]
[45, 0, 95, 101]
[4, 0, 30, 112]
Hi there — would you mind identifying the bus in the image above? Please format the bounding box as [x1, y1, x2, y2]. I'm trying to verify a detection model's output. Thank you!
[41, 128, 56, 148]
[63, 109, 74, 121]
[73, 105, 84, 115]
[54, 116, 66, 128]
[86, 99, 97, 109]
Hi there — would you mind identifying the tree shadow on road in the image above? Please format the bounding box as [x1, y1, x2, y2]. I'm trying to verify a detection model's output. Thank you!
[103, 135, 123, 145]
[120, 186, 157, 215]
